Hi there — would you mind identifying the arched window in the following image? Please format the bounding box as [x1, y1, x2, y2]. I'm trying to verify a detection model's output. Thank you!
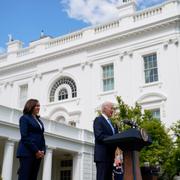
[58, 88, 68, 101]
[49, 76, 77, 102]
[55, 116, 66, 123]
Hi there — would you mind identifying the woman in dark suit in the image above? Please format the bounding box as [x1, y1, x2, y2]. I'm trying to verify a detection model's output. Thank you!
[16, 99, 46, 180]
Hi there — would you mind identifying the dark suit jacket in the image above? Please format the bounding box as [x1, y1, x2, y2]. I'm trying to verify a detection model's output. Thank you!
[16, 114, 46, 157]
[93, 115, 118, 163]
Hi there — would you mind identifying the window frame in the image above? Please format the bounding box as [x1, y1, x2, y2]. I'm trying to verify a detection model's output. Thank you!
[49, 76, 77, 103]
[59, 159, 73, 180]
[143, 53, 159, 84]
[150, 108, 161, 120]
[101, 63, 114, 92]
[18, 83, 29, 109]
[58, 88, 68, 101]
[143, 105, 162, 121]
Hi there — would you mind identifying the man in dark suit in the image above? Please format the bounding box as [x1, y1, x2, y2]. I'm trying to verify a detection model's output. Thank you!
[93, 101, 118, 180]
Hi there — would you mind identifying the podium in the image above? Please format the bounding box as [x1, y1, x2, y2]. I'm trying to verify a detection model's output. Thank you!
[104, 128, 152, 180]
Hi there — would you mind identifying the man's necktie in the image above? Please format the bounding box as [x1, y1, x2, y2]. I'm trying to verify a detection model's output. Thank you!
[107, 119, 115, 134]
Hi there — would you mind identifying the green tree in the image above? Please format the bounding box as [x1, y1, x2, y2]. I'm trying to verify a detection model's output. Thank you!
[165, 120, 180, 179]
[171, 120, 180, 147]
[140, 118, 173, 180]
[112, 96, 174, 179]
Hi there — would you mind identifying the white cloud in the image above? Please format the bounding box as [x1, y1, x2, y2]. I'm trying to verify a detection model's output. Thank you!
[61, 0, 120, 25]
[61, 0, 165, 25]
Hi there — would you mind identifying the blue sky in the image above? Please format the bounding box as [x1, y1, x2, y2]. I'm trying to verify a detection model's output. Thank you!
[0, 0, 165, 52]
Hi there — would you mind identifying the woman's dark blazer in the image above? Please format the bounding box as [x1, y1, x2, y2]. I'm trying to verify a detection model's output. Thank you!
[16, 114, 46, 157]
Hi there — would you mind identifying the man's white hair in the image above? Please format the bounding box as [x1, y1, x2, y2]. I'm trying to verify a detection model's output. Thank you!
[101, 101, 113, 113]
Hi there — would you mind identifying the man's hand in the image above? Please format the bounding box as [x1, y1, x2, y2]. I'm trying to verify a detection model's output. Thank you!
[35, 150, 45, 159]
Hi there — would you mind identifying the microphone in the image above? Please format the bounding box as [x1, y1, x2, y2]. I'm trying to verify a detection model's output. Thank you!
[123, 119, 138, 128]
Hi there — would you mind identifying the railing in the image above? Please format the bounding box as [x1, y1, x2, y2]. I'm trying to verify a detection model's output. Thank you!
[16, 47, 35, 57]
[133, 6, 162, 21]
[45, 32, 83, 48]
[0, 105, 93, 143]
[94, 20, 120, 33]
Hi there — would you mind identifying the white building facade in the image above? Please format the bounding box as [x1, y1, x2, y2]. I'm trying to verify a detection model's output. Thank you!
[0, 0, 180, 179]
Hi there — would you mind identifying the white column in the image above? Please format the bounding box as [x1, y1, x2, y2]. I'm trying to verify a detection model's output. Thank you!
[42, 148, 53, 180]
[1, 139, 15, 180]
[73, 152, 83, 180]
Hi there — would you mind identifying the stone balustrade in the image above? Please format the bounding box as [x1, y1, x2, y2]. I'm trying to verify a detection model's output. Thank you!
[133, 7, 162, 21]
[94, 20, 120, 33]
[16, 47, 35, 57]
[45, 31, 83, 49]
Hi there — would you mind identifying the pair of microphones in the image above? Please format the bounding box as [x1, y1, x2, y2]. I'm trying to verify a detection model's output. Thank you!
[122, 119, 138, 128]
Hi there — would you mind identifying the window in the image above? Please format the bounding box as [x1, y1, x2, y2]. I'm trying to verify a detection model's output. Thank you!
[69, 121, 76, 127]
[58, 88, 68, 101]
[102, 64, 114, 91]
[60, 170, 71, 180]
[55, 116, 66, 123]
[19, 84, 28, 108]
[143, 53, 158, 83]
[49, 76, 77, 102]
[60, 160, 72, 180]
[150, 108, 160, 120]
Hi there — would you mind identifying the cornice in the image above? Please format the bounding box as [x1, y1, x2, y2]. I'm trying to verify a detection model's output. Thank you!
[45, 131, 93, 146]
[88, 32, 179, 62]
[137, 92, 167, 105]
[0, 71, 35, 85]
[0, 120, 18, 129]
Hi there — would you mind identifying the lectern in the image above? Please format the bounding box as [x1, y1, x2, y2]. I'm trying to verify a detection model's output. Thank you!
[104, 128, 151, 180]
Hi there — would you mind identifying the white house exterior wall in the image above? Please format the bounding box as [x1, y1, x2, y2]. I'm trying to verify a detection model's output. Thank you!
[0, 0, 180, 179]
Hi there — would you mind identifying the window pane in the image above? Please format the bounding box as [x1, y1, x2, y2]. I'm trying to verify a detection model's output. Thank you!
[143, 54, 158, 83]
[56, 116, 65, 123]
[19, 84, 28, 108]
[151, 109, 160, 120]
[102, 64, 114, 91]
[60, 160, 72, 180]
[58, 88, 68, 101]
